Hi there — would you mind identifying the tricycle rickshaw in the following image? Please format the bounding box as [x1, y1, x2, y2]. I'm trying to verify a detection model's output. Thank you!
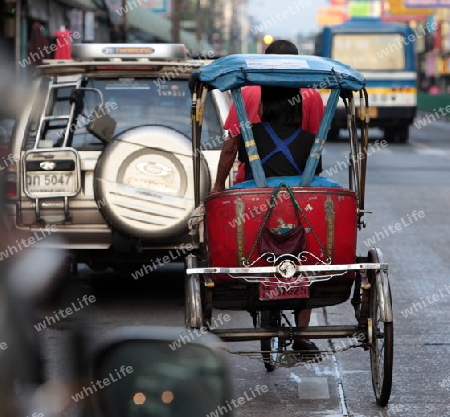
[185, 54, 393, 406]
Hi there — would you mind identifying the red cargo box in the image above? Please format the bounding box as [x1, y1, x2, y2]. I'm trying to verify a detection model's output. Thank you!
[204, 187, 358, 287]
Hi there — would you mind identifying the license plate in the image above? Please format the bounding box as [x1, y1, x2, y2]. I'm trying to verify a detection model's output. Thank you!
[26, 173, 75, 195]
[357, 107, 377, 118]
[259, 282, 309, 301]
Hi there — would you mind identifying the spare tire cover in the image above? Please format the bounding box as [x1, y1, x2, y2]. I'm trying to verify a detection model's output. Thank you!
[94, 126, 210, 240]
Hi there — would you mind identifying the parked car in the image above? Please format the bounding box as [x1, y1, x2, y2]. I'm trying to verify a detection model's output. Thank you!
[3, 43, 231, 272]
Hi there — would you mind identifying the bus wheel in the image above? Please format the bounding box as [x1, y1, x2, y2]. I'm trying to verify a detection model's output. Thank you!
[384, 126, 409, 143]
[395, 126, 409, 143]
[383, 127, 408, 144]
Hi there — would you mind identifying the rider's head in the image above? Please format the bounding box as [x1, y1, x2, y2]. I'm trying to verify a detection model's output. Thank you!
[260, 86, 302, 127]
[261, 40, 301, 126]
[265, 40, 298, 55]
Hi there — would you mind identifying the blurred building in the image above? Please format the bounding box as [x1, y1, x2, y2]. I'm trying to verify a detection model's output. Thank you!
[0, 0, 215, 80]
[199, 0, 250, 55]
[1, 0, 111, 79]
[422, 9, 450, 93]
[382, 0, 450, 93]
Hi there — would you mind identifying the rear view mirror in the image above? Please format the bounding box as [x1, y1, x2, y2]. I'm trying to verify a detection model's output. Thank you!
[86, 327, 231, 417]
[87, 105, 116, 143]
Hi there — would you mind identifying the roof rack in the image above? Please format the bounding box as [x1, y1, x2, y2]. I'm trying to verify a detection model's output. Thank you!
[71, 43, 190, 62]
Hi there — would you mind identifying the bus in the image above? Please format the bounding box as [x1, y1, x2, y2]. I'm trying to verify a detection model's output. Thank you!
[315, 17, 417, 143]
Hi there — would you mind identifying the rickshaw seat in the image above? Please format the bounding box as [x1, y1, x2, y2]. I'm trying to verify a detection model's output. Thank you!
[230, 175, 343, 190]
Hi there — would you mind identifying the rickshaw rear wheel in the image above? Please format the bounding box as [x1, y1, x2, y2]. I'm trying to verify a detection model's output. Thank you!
[369, 267, 394, 406]
[258, 310, 281, 372]
[202, 285, 213, 325]
[185, 254, 203, 329]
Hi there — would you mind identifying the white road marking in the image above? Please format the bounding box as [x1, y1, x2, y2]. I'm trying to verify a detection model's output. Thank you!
[332, 351, 349, 416]
[289, 311, 332, 401]
[290, 372, 302, 384]
[410, 140, 450, 160]
[314, 366, 335, 377]
[297, 376, 331, 400]
[415, 148, 450, 157]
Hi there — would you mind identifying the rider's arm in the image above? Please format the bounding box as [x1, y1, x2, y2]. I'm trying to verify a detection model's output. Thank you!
[211, 133, 239, 193]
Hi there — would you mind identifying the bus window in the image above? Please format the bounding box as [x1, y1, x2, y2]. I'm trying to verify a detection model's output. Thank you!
[332, 34, 405, 71]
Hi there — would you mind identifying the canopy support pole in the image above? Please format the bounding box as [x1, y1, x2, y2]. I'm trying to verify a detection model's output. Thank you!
[300, 88, 340, 187]
[230, 88, 268, 188]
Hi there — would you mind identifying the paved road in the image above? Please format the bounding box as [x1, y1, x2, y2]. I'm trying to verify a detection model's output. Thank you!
[38, 118, 450, 417]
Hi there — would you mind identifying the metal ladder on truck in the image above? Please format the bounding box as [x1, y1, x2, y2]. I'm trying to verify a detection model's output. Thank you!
[33, 76, 86, 149]
[26, 76, 86, 224]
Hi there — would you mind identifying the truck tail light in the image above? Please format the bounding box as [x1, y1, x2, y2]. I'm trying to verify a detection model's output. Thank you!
[0, 143, 8, 161]
[5, 163, 18, 199]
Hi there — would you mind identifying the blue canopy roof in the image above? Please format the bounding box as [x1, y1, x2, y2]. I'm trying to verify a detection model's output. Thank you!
[190, 54, 365, 92]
